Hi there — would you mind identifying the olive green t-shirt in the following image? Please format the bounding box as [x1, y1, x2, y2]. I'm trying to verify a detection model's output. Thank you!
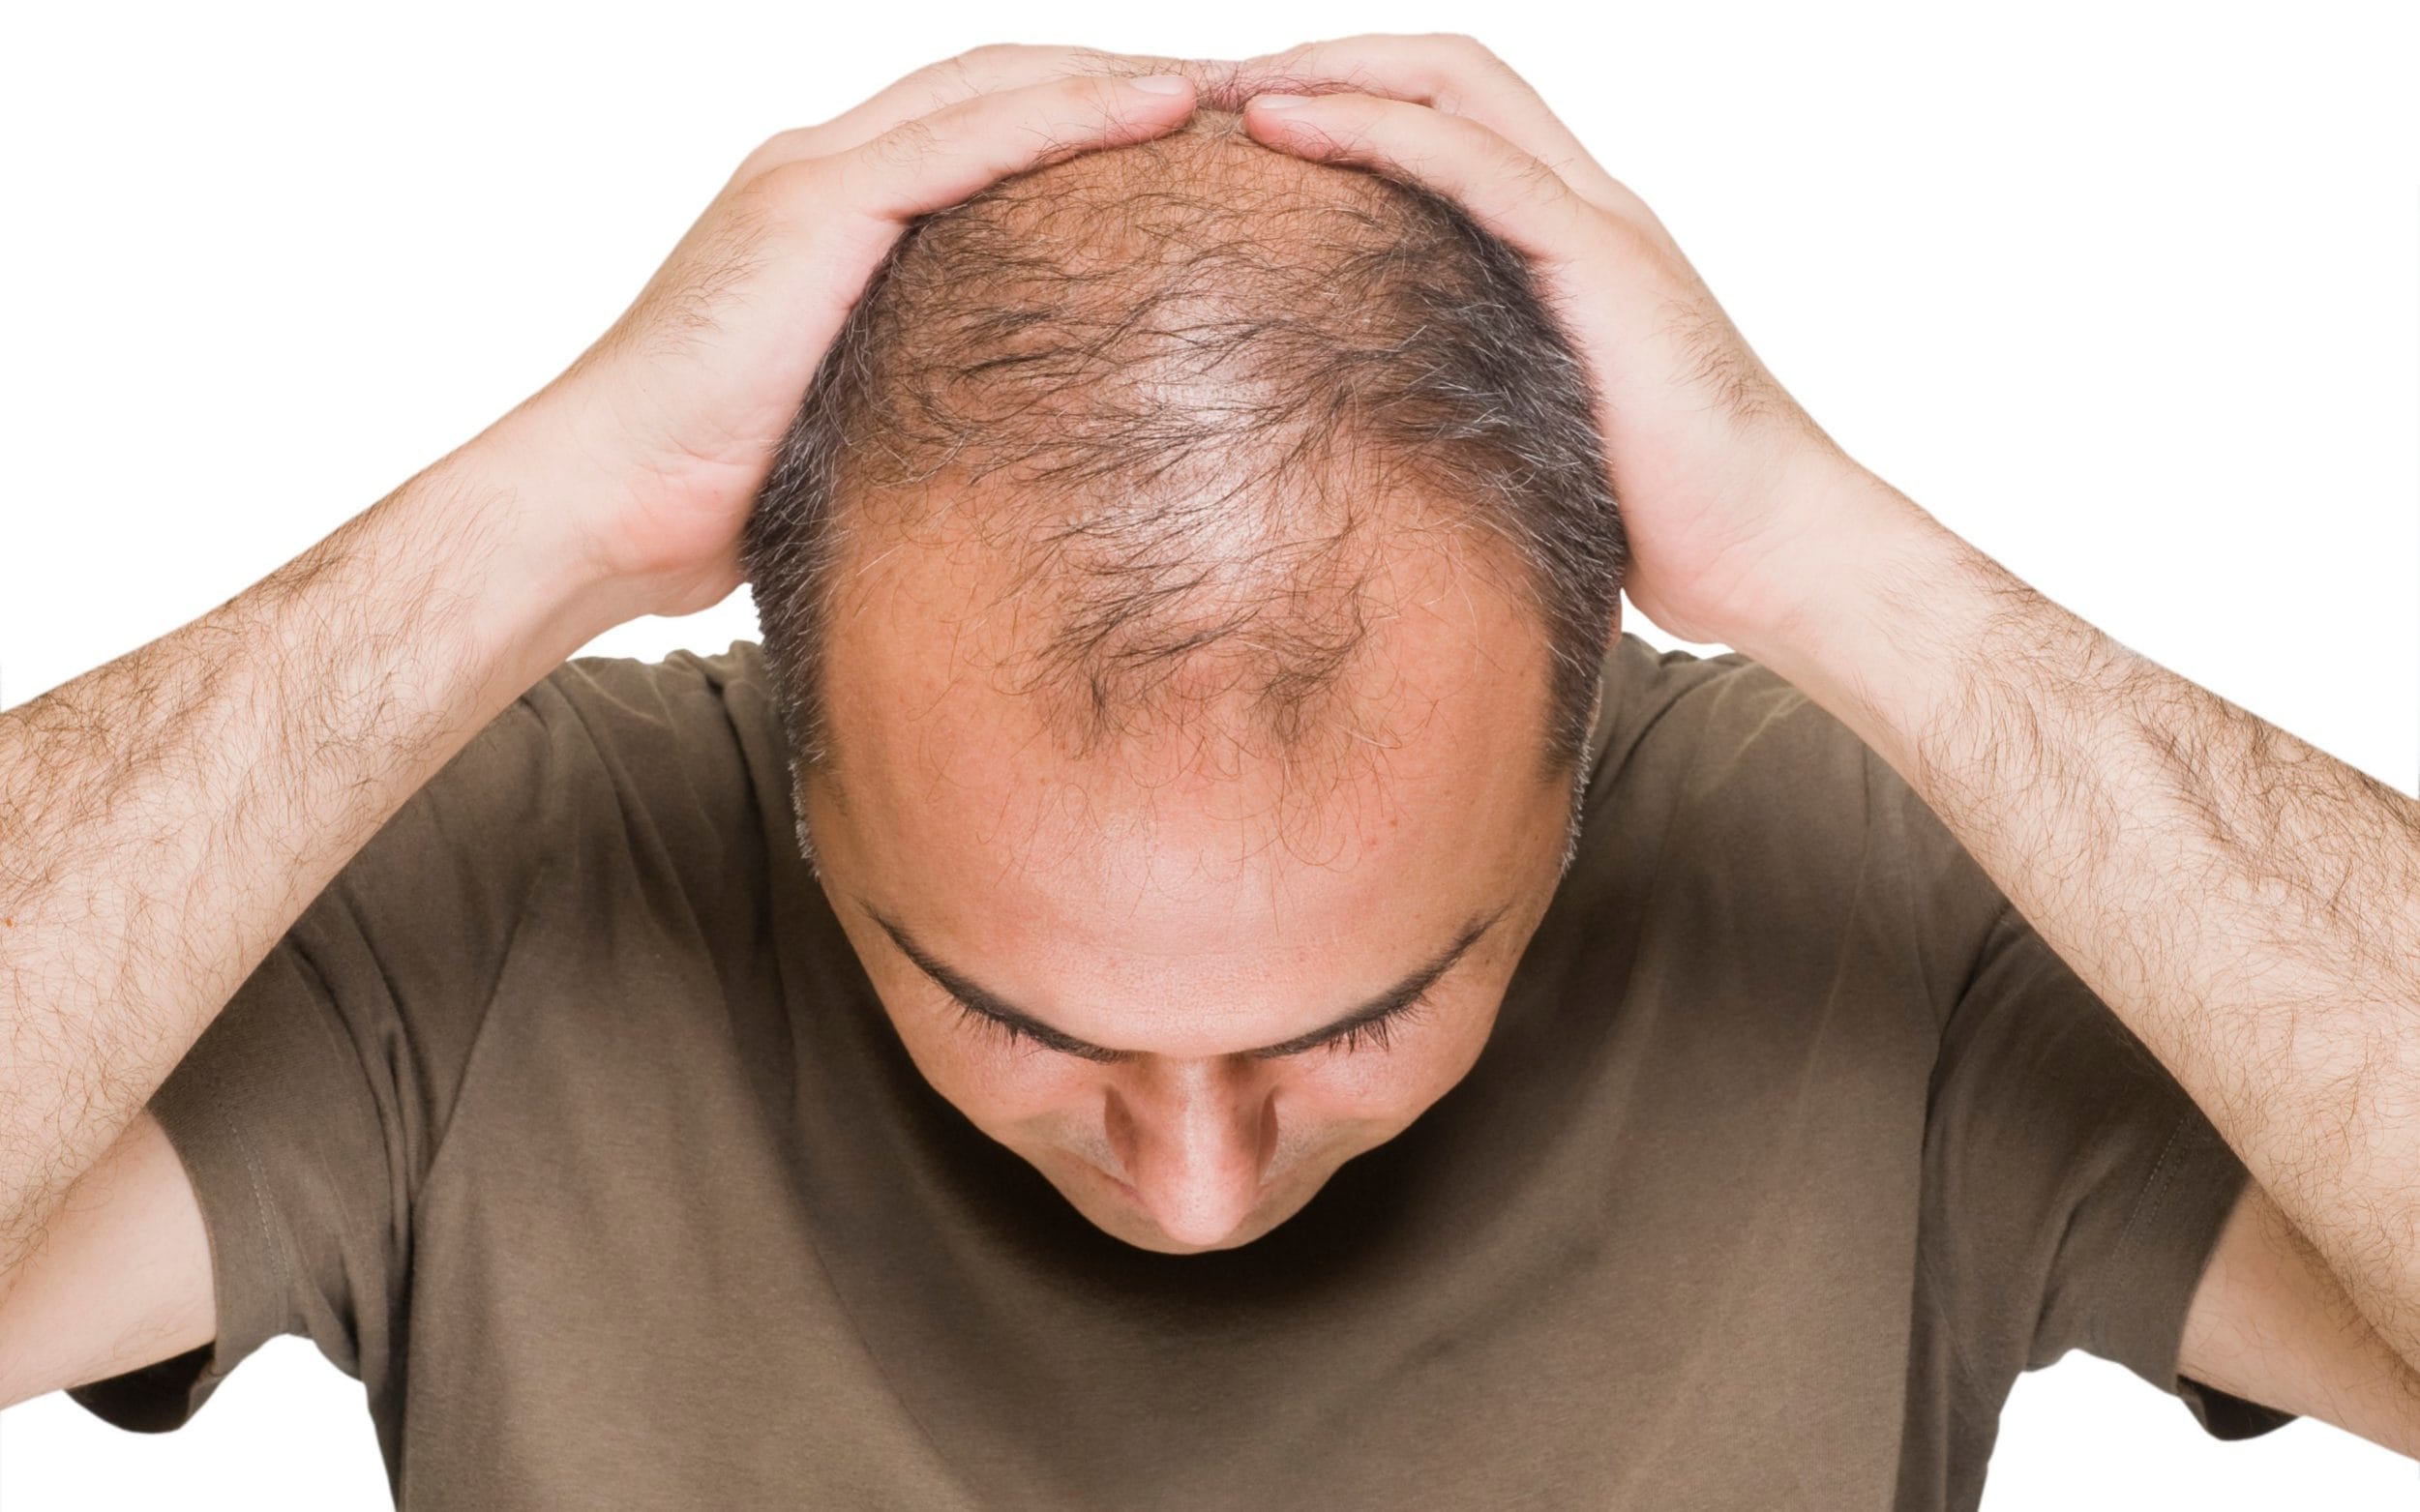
[71, 633, 2295, 1508]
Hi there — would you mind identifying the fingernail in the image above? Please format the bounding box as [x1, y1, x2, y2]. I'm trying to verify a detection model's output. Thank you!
[1251, 93, 1312, 110]
[1129, 74, 1190, 95]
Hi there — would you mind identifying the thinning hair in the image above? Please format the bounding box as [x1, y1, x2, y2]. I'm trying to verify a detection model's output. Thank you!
[741, 94, 1627, 874]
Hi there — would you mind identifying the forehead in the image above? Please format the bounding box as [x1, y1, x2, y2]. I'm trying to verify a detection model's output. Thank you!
[839, 452, 1504, 749]
[813, 500, 1559, 956]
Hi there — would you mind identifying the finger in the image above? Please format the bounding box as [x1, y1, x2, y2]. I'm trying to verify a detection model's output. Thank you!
[748, 44, 1208, 173]
[1233, 33, 1631, 213]
[1239, 91, 1597, 269]
[820, 71, 1198, 227]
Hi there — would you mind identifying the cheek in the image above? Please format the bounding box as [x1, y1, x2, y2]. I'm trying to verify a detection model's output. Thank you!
[891, 1017, 1102, 1129]
[1286, 1045, 1473, 1127]
[863, 970, 1061, 1107]
[1247, 1013, 1496, 1144]
[1289, 1004, 1504, 1130]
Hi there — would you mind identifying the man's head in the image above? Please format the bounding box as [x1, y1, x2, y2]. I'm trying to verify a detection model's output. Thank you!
[741, 94, 1625, 1254]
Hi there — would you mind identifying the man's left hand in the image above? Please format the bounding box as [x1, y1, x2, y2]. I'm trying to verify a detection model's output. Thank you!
[1229, 31, 1916, 651]
[1233, 29, 2420, 1461]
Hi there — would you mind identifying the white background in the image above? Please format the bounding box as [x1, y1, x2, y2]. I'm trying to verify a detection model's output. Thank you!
[2, 0, 2415, 1506]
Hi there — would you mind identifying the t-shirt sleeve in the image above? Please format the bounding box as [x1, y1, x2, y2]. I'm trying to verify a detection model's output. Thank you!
[65, 650, 726, 1434]
[1898, 748, 2300, 1443]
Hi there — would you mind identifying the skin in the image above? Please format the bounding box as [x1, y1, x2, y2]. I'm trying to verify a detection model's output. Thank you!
[0, 50, 1212, 1399]
[807, 510, 1574, 1253]
[1, 27, 2415, 1468]
[1222, 33, 2420, 1451]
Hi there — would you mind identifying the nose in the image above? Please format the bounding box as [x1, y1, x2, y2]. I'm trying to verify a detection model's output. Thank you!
[1106, 1058, 1277, 1248]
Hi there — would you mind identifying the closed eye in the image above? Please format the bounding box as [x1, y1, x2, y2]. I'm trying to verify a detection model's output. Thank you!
[945, 993, 1124, 1064]
[1268, 991, 1435, 1059]
[950, 993, 1033, 1047]
[872, 896, 1502, 1067]
[945, 988, 1434, 1061]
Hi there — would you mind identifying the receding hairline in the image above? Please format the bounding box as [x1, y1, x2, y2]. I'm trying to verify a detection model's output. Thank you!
[745, 72, 1628, 871]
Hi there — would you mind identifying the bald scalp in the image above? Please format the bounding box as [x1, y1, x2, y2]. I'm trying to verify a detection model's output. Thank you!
[742, 90, 1625, 845]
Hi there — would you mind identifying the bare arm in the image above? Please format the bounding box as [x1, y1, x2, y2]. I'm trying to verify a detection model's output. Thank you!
[2186, 1179, 2420, 1457]
[0, 54, 1202, 1407]
[0, 1112, 210, 1408]
[1736, 475, 2420, 1423]
[0, 427, 618, 1283]
[1226, 31, 2420, 1450]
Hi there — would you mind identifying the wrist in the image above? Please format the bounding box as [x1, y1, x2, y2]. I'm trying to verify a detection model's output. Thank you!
[474, 380, 755, 625]
[389, 421, 640, 704]
[1719, 460, 1994, 755]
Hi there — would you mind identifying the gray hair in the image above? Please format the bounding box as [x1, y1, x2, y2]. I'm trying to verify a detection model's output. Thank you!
[742, 104, 1626, 878]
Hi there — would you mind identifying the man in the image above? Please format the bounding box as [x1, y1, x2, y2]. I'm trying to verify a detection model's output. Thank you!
[1, 31, 2414, 1509]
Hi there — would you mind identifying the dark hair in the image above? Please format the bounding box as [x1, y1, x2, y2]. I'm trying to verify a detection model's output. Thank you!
[741, 102, 1626, 872]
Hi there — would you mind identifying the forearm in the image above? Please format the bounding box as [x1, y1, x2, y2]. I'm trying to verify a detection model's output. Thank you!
[1736, 460, 2420, 1369]
[0, 421, 620, 1276]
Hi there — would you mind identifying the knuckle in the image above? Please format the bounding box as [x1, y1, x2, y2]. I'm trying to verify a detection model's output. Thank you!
[752, 156, 829, 211]
[928, 54, 982, 109]
[955, 42, 1028, 72]
[739, 127, 809, 176]
[1061, 66, 1129, 100]
[863, 114, 942, 174]
[884, 47, 1009, 111]
[1431, 31, 1525, 85]
[1512, 153, 1567, 200]
[888, 53, 972, 108]
[1064, 44, 1155, 75]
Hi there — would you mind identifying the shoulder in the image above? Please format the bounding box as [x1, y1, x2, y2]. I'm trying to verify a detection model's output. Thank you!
[534, 638, 773, 736]
[1585, 633, 1870, 820]
[526, 638, 777, 775]
[1576, 634, 2002, 999]
[430, 639, 790, 909]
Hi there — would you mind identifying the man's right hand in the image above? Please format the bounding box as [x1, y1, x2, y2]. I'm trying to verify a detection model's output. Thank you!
[486, 50, 1200, 628]
[0, 49, 1196, 1412]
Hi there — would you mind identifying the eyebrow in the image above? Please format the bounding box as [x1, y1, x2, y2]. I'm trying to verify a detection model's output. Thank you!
[856, 896, 1511, 1062]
